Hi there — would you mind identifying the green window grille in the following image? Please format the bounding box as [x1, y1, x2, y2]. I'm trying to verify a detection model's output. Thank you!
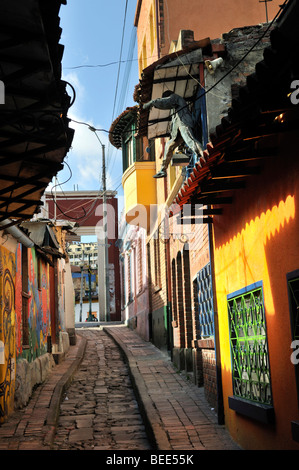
[227, 283, 272, 405]
[196, 263, 214, 337]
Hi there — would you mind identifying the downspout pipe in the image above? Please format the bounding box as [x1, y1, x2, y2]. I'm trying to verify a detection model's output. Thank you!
[0, 220, 34, 248]
[155, 0, 161, 59]
[208, 222, 224, 425]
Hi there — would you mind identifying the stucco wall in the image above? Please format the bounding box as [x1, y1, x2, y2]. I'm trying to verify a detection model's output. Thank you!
[213, 132, 299, 449]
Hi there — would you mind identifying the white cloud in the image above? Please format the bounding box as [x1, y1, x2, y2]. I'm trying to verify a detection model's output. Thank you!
[49, 71, 123, 194]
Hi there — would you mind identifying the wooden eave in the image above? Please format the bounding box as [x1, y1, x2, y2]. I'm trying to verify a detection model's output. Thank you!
[0, 0, 74, 229]
[173, 3, 299, 223]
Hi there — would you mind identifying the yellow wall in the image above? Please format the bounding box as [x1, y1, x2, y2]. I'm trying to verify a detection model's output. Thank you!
[213, 139, 299, 449]
[135, 0, 281, 70]
[122, 161, 157, 229]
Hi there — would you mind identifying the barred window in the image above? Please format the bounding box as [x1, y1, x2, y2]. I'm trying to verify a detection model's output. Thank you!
[227, 283, 272, 405]
[196, 263, 214, 338]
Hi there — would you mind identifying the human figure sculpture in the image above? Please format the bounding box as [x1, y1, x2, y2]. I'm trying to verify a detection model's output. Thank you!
[143, 90, 204, 178]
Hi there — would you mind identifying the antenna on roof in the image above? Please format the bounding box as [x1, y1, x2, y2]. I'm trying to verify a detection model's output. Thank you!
[259, 0, 273, 23]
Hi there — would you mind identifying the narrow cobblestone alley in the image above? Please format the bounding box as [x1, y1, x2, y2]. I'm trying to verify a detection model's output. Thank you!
[52, 329, 153, 451]
[0, 325, 240, 455]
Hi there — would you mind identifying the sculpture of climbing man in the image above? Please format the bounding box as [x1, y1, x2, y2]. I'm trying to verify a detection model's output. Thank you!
[142, 90, 204, 178]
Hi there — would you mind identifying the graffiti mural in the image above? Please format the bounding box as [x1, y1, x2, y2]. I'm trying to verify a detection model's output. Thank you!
[15, 244, 22, 357]
[15, 247, 52, 363]
[27, 249, 51, 361]
[0, 246, 16, 423]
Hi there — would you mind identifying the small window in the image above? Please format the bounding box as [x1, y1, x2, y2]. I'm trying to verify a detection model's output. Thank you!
[153, 233, 161, 289]
[137, 238, 143, 293]
[128, 252, 133, 302]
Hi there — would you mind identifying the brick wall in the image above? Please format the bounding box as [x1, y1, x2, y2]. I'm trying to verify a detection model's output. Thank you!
[147, 228, 169, 349]
[199, 340, 217, 410]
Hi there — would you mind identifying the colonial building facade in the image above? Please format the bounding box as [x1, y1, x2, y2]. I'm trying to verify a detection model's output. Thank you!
[111, 0, 299, 450]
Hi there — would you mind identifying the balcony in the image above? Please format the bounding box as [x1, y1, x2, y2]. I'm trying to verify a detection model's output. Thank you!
[122, 161, 157, 230]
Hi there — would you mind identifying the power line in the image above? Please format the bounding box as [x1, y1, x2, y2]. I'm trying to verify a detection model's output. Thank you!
[69, 0, 286, 140]
[63, 54, 158, 71]
[107, 26, 137, 176]
[61, 0, 287, 207]
[111, 0, 129, 124]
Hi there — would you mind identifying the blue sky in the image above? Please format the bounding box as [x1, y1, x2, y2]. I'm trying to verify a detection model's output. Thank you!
[53, 0, 139, 215]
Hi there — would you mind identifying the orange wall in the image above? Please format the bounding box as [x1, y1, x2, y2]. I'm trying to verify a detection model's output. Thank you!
[135, 0, 282, 67]
[212, 133, 299, 450]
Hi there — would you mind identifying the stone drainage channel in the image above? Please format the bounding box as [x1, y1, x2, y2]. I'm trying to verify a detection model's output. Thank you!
[52, 328, 153, 451]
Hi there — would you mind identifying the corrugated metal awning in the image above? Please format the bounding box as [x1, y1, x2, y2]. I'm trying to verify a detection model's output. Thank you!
[147, 59, 202, 139]
[134, 38, 211, 139]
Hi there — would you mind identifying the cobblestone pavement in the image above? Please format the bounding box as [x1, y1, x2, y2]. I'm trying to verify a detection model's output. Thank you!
[52, 329, 152, 450]
[0, 325, 240, 452]
[105, 326, 240, 451]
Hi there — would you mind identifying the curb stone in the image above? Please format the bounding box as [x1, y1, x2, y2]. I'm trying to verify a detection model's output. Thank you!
[103, 326, 171, 450]
[43, 333, 88, 448]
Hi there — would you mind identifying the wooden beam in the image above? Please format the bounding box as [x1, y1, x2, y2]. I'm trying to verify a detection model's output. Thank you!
[193, 196, 233, 205]
[153, 74, 200, 84]
[210, 164, 260, 179]
[200, 181, 246, 194]
[0, 175, 48, 197]
[183, 205, 223, 216]
[0, 197, 42, 211]
[177, 217, 213, 224]
[0, 202, 40, 219]
[0, 151, 64, 171]
[0, 186, 45, 206]
[224, 146, 278, 162]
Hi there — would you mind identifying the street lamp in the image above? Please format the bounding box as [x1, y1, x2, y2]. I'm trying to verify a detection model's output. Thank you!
[259, 0, 272, 23]
[87, 253, 93, 321]
[88, 126, 110, 322]
[79, 249, 84, 322]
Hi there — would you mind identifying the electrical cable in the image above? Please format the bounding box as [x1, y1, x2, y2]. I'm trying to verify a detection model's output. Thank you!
[63, 54, 158, 71]
[57, 0, 287, 212]
[111, 0, 129, 124]
[107, 25, 137, 176]
[149, 0, 288, 129]
[68, 0, 286, 141]
[50, 155, 123, 222]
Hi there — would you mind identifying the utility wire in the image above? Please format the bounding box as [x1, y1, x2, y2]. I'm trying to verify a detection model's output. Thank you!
[108, 25, 137, 176]
[56, 0, 287, 212]
[69, 0, 286, 140]
[63, 54, 158, 71]
[111, 0, 129, 124]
